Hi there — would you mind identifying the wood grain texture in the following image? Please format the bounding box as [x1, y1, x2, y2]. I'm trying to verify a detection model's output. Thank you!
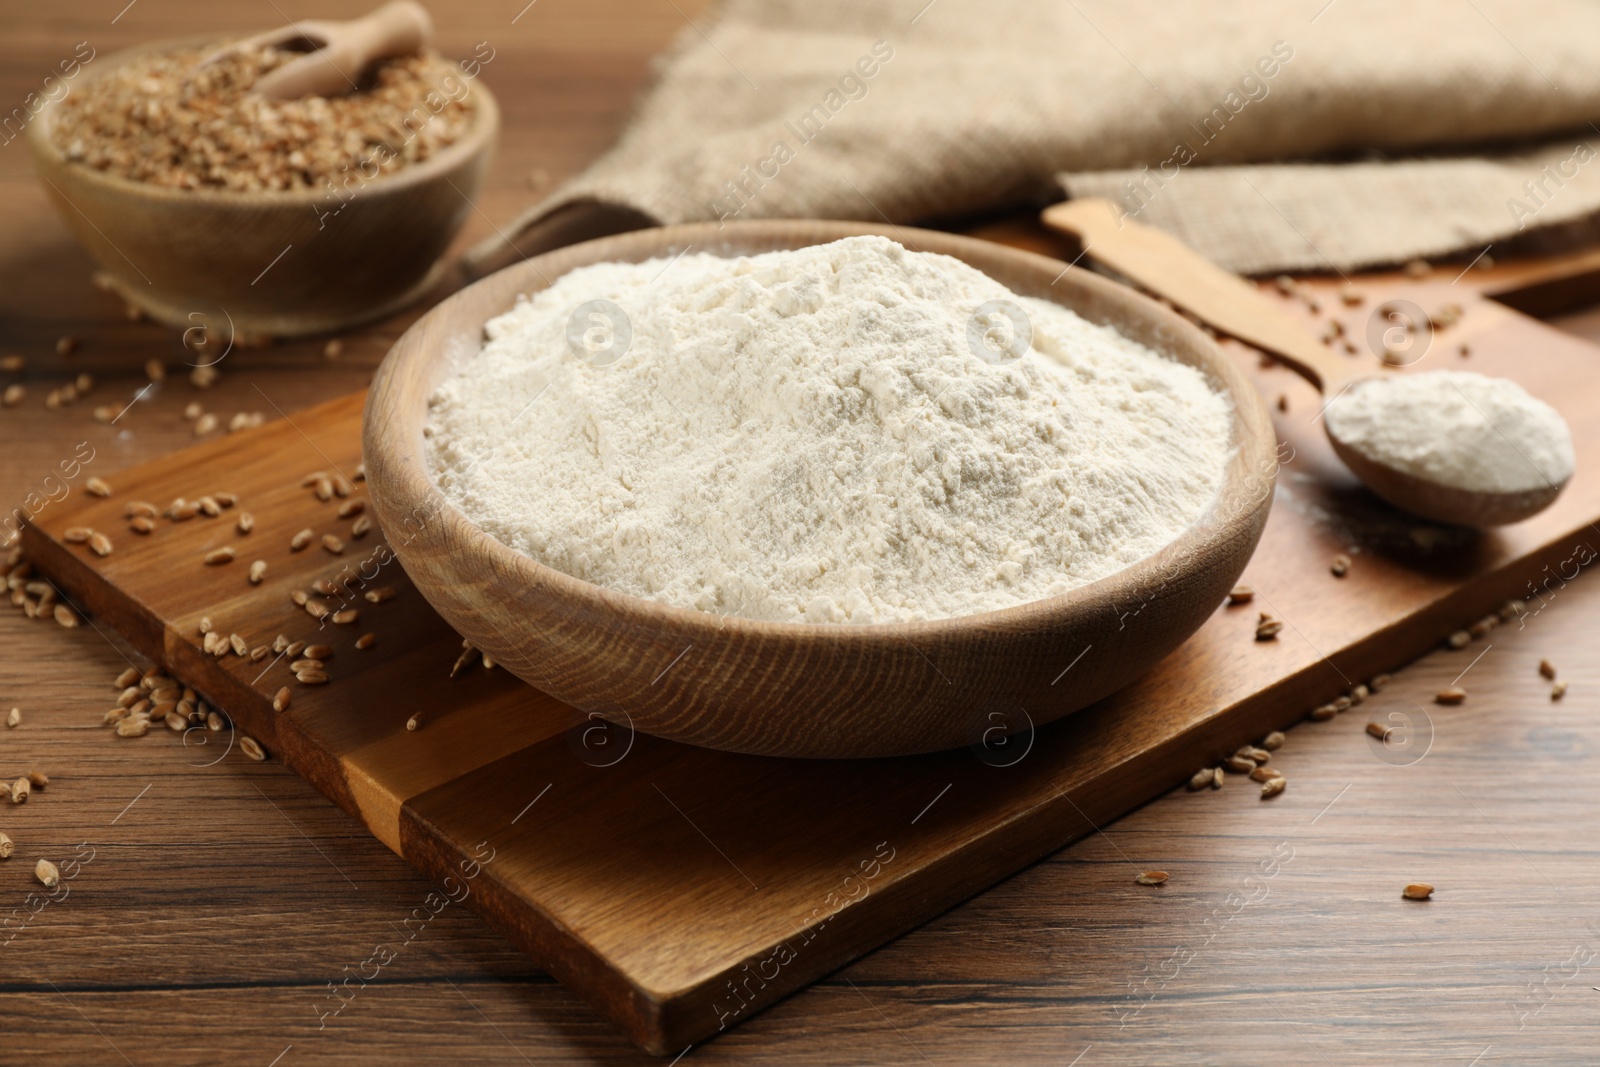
[18, 254, 1600, 1053]
[8, 1, 1600, 1064]
[364, 219, 1277, 758]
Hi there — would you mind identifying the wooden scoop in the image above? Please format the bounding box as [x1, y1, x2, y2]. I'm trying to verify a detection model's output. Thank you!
[199, 0, 434, 101]
[1042, 198, 1571, 527]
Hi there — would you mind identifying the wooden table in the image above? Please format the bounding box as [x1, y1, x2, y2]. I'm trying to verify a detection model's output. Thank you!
[5, 2, 1600, 1063]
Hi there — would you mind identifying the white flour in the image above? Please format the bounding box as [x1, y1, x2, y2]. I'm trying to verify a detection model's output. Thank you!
[1325, 371, 1573, 495]
[426, 236, 1232, 623]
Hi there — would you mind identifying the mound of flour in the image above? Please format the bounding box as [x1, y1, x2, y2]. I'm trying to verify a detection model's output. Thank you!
[1325, 370, 1573, 494]
[425, 236, 1232, 623]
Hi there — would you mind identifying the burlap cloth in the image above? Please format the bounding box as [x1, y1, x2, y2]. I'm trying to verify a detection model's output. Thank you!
[464, 0, 1600, 278]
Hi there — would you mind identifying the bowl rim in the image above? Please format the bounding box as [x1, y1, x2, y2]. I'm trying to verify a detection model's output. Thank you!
[23, 32, 499, 207]
[367, 220, 1278, 644]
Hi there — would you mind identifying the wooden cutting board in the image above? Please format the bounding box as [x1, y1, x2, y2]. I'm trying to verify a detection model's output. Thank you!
[19, 270, 1600, 1055]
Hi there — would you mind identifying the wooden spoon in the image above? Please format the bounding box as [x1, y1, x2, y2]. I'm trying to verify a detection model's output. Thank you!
[1042, 198, 1572, 527]
[199, 0, 434, 102]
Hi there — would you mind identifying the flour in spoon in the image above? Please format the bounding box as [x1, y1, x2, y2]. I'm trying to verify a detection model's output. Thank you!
[1324, 370, 1573, 494]
[425, 236, 1232, 623]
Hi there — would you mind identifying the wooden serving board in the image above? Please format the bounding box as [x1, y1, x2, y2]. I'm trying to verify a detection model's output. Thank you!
[20, 272, 1600, 1055]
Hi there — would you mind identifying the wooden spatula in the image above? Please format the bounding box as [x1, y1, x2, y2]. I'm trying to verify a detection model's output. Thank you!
[198, 0, 434, 102]
[1042, 198, 1572, 527]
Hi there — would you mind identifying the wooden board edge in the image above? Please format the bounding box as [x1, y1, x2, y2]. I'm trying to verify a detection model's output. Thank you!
[397, 802, 674, 1053]
[384, 524, 1595, 1054]
[19, 519, 377, 843]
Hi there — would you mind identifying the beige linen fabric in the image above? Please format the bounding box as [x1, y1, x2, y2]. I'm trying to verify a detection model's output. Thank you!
[465, 0, 1600, 277]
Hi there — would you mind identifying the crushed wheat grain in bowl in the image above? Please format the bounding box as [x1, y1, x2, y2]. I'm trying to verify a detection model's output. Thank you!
[24, 34, 498, 337]
[365, 221, 1277, 758]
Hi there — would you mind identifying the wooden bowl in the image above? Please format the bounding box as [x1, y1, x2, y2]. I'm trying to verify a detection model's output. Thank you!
[364, 221, 1277, 758]
[23, 38, 498, 339]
